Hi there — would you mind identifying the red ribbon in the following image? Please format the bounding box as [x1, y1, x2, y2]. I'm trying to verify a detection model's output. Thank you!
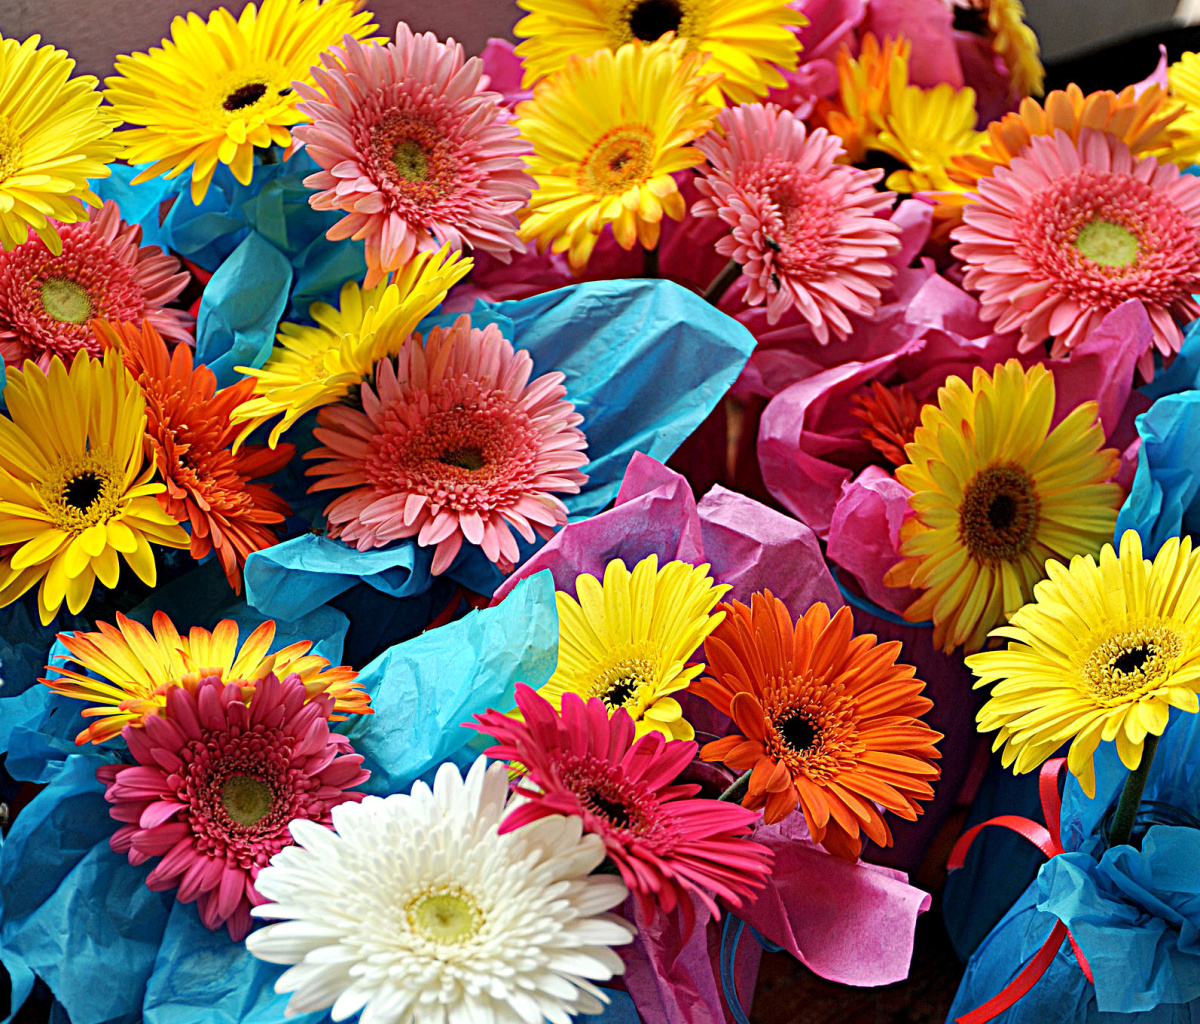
[947, 757, 1093, 1024]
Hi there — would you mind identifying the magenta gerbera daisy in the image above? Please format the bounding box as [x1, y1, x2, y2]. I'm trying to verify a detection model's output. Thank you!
[294, 24, 534, 289]
[951, 129, 1200, 378]
[97, 673, 369, 940]
[0, 199, 192, 370]
[305, 313, 588, 575]
[692, 102, 902, 338]
[472, 684, 772, 933]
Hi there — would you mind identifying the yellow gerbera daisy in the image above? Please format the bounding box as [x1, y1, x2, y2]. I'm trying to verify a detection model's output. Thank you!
[957, 0, 1043, 99]
[43, 610, 371, 744]
[968, 530, 1200, 798]
[230, 244, 472, 448]
[883, 360, 1124, 654]
[1167, 52, 1200, 166]
[0, 33, 121, 253]
[812, 34, 910, 165]
[539, 555, 729, 740]
[513, 0, 803, 104]
[104, 0, 378, 205]
[516, 37, 720, 274]
[875, 64, 985, 194]
[0, 351, 189, 625]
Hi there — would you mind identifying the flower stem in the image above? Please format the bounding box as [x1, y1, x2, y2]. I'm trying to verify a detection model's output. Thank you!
[259, 146, 279, 166]
[703, 258, 740, 306]
[719, 769, 752, 804]
[642, 244, 659, 279]
[1108, 733, 1161, 848]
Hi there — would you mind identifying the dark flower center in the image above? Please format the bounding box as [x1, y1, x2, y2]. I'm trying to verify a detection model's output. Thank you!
[779, 712, 818, 754]
[1112, 644, 1152, 675]
[628, 0, 684, 41]
[439, 445, 487, 471]
[959, 463, 1040, 563]
[584, 789, 635, 829]
[604, 676, 638, 707]
[224, 83, 268, 112]
[221, 774, 274, 826]
[64, 471, 103, 511]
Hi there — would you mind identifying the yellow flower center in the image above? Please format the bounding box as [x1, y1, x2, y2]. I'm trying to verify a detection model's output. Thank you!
[1075, 219, 1140, 268]
[588, 643, 660, 712]
[221, 774, 274, 826]
[40, 278, 94, 324]
[407, 887, 482, 943]
[40, 454, 122, 534]
[614, 0, 697, 44]
[581, 126, 656, 195]
[958, 462, 1041, 564]
[1082, 623, 1183, 703]
[0, 115, 21, 183]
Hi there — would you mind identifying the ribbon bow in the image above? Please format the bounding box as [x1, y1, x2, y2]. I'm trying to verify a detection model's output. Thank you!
[947, 757, 1094, 1024]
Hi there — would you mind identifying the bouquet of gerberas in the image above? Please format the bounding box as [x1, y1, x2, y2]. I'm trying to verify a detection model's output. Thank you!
[2, 0, 1200, 1022]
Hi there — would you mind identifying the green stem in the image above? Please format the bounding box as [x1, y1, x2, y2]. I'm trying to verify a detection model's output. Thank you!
[642, 244, 659, 279]
[1108, 732, 1161, 848]
[703, 258, 740, 306]
[719, 769, 752, 804]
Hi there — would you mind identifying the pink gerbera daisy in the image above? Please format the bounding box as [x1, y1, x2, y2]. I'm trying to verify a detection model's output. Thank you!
[471, 684, 772, 934]
[97, 673, 369, 940]
[693, 103, 902, 338]
[951, 129, 1200, 379]
[0, 199, 192, 370]
[305, 313, 588, 575]
[294, 25, 534, 288]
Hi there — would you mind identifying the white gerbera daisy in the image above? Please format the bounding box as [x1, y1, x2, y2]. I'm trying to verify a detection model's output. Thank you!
[246, 757, 634, 1024]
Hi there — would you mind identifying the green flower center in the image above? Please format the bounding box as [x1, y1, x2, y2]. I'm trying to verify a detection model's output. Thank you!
[392, 140, 430, 182]
[40, 278, 93, 324]
[1075, 220, 1140, 268]
[408, 889, 482, 943]
[221, 775, 274, 826]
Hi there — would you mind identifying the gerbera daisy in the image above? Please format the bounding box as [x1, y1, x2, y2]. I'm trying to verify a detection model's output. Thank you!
[0, 202, 192, 371]
[811, 34, 910, 165]
[305, 314, 588, 575]
[94, 319, 291, 593]
[98, 673, 369, 939]
[950, 0, 1044, 99]
[230, 244, 472, 448]
[883, 360, 1124, 654]
[104, 0, 378, 204]
[950, 130, 1200, 377]
[515, 37, 720, 274]
[693, 104, 902, 337]
[693, 594, 942, 860]
[43, 609, 370, 744]
[0, 32, 121, 253]
[0, 351, 188, 625]
[473, 684, 771, 933]
[851, 381, 922, 467]
[539, 555, 728, 742]
[968, 530, 1200, 799]
[246, 757, 634, 1022]
[295, 25, 534, 288]
[513, 0, 803, 104]
[874, 70, 985, 194]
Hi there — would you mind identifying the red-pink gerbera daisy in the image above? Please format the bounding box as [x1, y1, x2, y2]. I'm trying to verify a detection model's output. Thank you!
[305, 313, 588, 575]
[692, 102, 902, 338]
[951, 128, 1200, 378]
[0, 199, 192, 370]
[295, 24, 534, 288]
[97, 673, 369, 940]
[471, 684, 772, 933]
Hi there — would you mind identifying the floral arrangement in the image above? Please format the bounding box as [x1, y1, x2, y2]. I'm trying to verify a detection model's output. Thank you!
[1, 2, 1200, 1023]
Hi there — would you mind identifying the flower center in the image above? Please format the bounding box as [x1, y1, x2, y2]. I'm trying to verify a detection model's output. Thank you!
[588, 647, 659, 712]
[407, 887, 482, 943]
[958, 463, 1040, 563]
[581, 126, 655, 195]
[779, 711, 818, 754]
[392, 140, 430, 182]
[627, 0, 684, 40]
[1083, 624, 1183, 702]
[41, 454, 121, 533]
[1075, 219, 1140, 268]
[224, 82, 268, 112]
[582, 787, 637, 829]
[439, 444, 486, 471]
[221, 774, 274, 826]
[64, 470, 104, 511]
[766, 682, 863, 783]
[40, 277, 94, 324]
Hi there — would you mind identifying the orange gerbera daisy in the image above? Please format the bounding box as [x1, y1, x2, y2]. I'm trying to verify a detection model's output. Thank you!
[811, 34, 910, 165]
[851, 381, 922, 468]
[693, 593, 941, 860]
[96, 320, 292, 593]
[43, 610, 371, 744]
